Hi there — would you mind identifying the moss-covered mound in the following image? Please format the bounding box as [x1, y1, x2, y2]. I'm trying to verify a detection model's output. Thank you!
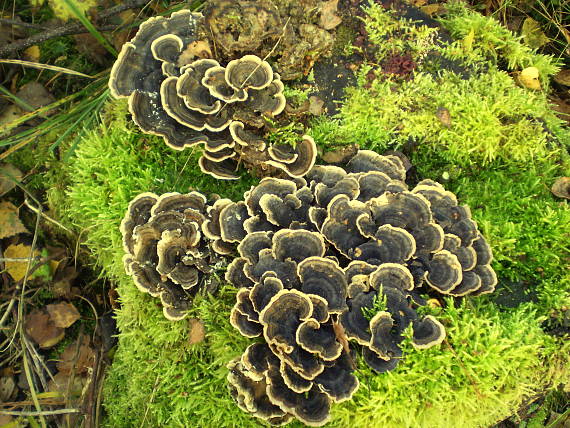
[48, 1, 569, 427]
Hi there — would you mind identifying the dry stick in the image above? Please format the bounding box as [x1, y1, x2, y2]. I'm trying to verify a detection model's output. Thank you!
[0, 409, 80, 417]
[0, 18, 49, 30]
[0, 0, 150, 57]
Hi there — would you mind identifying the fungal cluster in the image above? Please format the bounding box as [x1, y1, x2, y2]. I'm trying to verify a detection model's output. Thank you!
[120, 149, 496, 426]
[109, 10, 317, 180]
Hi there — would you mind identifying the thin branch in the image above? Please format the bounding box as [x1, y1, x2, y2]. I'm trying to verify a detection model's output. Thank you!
[0, 408, 80, 417]
[0, 18, 49, 30]
[0, 0, 150, 57]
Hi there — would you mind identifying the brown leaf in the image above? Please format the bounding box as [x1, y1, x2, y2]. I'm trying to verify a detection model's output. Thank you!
[308, 95, 325, 115]
[320, 0, 342, 30]
[321, 144, 359, 164]
[0, 201, 27, 239]
[57, 334, 95, 375]
[25, 309, 65, 349]
[421, 4, 443, 16]
[0, 163, 22, 196]
[436, 107, 452, 127]
[46, 301, 80, 328]
[551, 177, 570, 199]
[553, 69, 570, 86]
[23, 45, 40, 62]
[4, 243, 38, 282]
[188, 318, 205, 345]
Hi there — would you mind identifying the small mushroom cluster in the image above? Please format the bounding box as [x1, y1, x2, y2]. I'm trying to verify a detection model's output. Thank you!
[227, 230, 358, 426]
[217, 150, 496, 425]
[109, 9, 317, 179]
[121, 191, 229, 320]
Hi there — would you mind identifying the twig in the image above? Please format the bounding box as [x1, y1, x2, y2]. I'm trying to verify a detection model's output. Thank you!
[0, 0, 151, 57]
[0, 18, 49, 31]
[0, 409, 80, 416]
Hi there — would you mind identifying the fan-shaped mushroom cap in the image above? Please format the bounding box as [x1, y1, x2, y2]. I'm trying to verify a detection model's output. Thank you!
[315, 355, 359, 403]
[449, 270, 482, 296]
[151, 191, 207, 215]
[265, 136, 318, 179]
[353, 224, 416, 264]
[276, 345, 325, 381]
[472, 233, 493, 265]
[369, 311, 403, 360]
[280, 359, 313, 393]
[272, 229, 326, 264]
[226, 55, 273, 90]
[202, 198, 233, 240]
[362, 347, 399, 373]
[443, 233, 477, 270]
[355, 171, 396, 202]
[297, 257, 348, 313]
[345, 261, 377, 285]
[259, 289, 313, 354]
[226, 257, 255, 289]
[345, 150, 406, 181]
[296, 319, 343, 361]
[237, 231, 272, 264]
[245, 250, 300, 289]
[202, 65, 247, 103]
[369, 263, 414, 292]
[308, 295, 330, 324]
[365, 191, 432, 232]
[234, 288, 259, 322]
[245, 178, 297, 216]
[425, 250, 463, 293]
[250, 275, 284, 313]
[156, 229, 200, 288]
[120, 192, 158, 254]
[268, 144, 298, 164]
[412, 315, 446, 349]
[339, 291, 374, 345]
[230, 306, 263, 338]
[177, 59, 222, 114]
[198, 156, 239, 180]
[471, 265, 498, 295]
[313, 176, 360, 209]
[219, 201, 249, 243]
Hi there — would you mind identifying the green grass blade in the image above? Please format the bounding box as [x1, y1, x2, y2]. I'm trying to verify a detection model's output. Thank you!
[60, 0, 117, 57]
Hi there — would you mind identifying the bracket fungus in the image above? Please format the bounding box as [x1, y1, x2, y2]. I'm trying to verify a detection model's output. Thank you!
[121, 191, 232, 320]
[109, 10, 317, 180]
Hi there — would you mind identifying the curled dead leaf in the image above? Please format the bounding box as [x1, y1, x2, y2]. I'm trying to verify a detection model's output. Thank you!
[0, 201, 28, 239]
[320, 0, 342, 30]
[551, 177, 570, 199]
[436, 106, 452, 127]
[25, 308, 65, 349]
[4, 243, 39, 282]
[188, 318, 206, 345]
[46, 301, 80, 328]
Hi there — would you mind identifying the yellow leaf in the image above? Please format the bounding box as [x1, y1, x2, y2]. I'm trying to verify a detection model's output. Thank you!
[462, 28, 475, 53]
[4, 243, 39, 282]
[0, 201, 28, 239]
[518, 67, 541, 90]
[23, 45, 40, 62]
[521, 18, 550, 49]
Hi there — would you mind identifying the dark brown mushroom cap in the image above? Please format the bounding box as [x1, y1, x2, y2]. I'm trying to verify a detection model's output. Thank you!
[313, 176, 360, 209]
[245, 178, 297, 217]
[472, 232, 493, 265]
[364, 191, 433, 233]
[198, 157, 239, 180]
[250, 275, 284, 313]
[470, 265, 498, 296]
[411, 315, 446, 349]
[234, 288, 259, 322]
[352, 224, 416, 264]
[151, 33, 183, 63]
[219, 201, 249, 243]
[280, 359, 312, 393]
[321, 194, 369, 257]
[240, 77, 286, 116]
[354, 171, 397, 202]
[449, 270, 482, 296]
[345, 261, 377, 285]
[120, 192, 158, 254]
[229, 121, 266, 151]
[177, 59, 222, 114]
[411, 222, 445, 254]
[272, 229, 326, 264]
[226, 257, 255, 289]
[306, 165, 347, 189]
[362, 347, 399, 373]
[345, 150, 406, 181]
[227, 357, 291, 423]
[156, 229, 200, 288]
[202, 198, 233, 240]
[258, 192, 309, 230]
[268, 144, 298, 165]
[265, 136, 318, 179]
[151, 191, 207, 216]
[230, 306, 263, 338]
[259, 289, 313, 353]
[266, 367, 331, 427]
[296, 319, 342, 361]
[369, 263, 414, 292]
[275, 345, 325, 381]
[241, 342, 275, 379]
[128, 258, 162, 296]
[225, 55, 273, 90]
[425, 250, 463, 293]
[339, 291, 374, 345]
[369, 311, 403, 360]
[314, 352, 359, 403]
[237, 231, 272, 264]
[308, 295, 330, 324]
[245, 249, 300, 289]
[442, 233, 477, 271]
[202, 65, 247, 103]
[297, 257, 348, 313]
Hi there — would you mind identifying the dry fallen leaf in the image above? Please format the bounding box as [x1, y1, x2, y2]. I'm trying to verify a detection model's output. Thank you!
[421, 4, 443, 16]
[308, 95, 325, 115]
[551, 177, 570, 199]
[521, 18, 550, 49]
[46, 301, 80, 328]
[518, 67, 541, 90]
[23, 45, 40, 62]
[436, 106, 452, 127]
[321, 144, 359, 164]
[188, 318, 206, 345]
[177, 40, 212, 66]
[0, 163, 22, 196]
[553, 69, 570, 87]
[319, 0, 342, 30]
[57, 334, 95, 375]
[4, 243, 39, 282]
[0, 201, 27, 239]
[25, 308, 65, 349]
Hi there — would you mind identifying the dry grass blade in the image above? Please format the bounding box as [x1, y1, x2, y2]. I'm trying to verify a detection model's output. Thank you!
[0, 59, 95, 78]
